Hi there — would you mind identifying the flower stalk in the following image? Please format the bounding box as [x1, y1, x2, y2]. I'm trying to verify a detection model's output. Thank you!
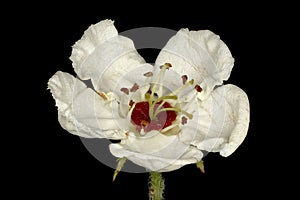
[149, 172, 164, 200]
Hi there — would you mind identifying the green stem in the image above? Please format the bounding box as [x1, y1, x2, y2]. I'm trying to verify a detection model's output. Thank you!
[149, 172, 164, 200]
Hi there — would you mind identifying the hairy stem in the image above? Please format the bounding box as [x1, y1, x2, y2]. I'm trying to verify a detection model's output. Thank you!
[149, 172, 164, 200]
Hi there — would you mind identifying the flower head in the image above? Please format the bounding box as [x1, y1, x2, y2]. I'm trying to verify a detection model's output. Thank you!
[48, 19, 250, 172]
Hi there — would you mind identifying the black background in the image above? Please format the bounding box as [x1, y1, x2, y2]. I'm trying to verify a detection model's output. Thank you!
[6, 2, 291, 199]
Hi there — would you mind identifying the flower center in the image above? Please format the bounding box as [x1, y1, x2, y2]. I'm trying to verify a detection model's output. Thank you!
[129, 63, 196, 134]
[131, 101, 177, 133]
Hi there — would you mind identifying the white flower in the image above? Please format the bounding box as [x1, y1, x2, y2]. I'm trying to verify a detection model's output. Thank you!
[48, 19, 250, 172]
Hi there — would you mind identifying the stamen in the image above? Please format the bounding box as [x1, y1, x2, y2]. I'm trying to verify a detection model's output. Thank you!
[150, 63, 171, 100]
[145, 92, 150, 101]
[130, 63, 195, 134]
[195, 84, 203, 92]
[141, 120, 150, 127]
[154, 107, 193, 120]
[129, 100, 135, 107]
[150, 96, 178, 119]
[181, 116, 188, 125]
[156, 95, 178, 102]
[148, 63, 172, 120]
[160, 63, 172, 69]
[120, 88, 129, 95]
[181, 110, 193, 120]
[169, 79, 194, 96]
[149, 96, 177, 120]
[144, 72, 153, 77]
[130, 83, 139, 92]
[152, 78, 194, 116]
[97, 91, 108, 100]
[181, 75, 188, 84]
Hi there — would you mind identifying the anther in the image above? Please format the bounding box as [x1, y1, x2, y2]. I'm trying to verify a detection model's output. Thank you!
[195, 84, 203, 92]
[181, 75, 188, 84]
[143, 72, 153, 77]
[181, 116, 188, 125]
[130, 83, 139, 92]
[129, 100, 135, 107]
[141, 120, 150, 127]
[120, 88, 129, 95]
[160, 63, 172, 69]
[97, 91, 108, 100]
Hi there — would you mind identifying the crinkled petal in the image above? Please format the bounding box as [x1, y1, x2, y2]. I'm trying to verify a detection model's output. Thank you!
[48, 71, 127, 139]
[179, 84, 250, 157]
[155, 29, 234, 100]
[70, 19, 150, 94]
[109, 131, 203, 172]
[70, 19, 118, 71]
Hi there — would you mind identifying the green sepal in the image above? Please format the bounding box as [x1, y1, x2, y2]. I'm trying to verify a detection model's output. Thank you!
[112, 157, 127, 182]
[196, 160, 205, 173]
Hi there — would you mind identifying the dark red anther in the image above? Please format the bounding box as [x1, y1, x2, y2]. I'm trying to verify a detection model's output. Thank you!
[181, 75, 188, 84]
[195, 84, 202, 93]
[129, 100, 135, 107]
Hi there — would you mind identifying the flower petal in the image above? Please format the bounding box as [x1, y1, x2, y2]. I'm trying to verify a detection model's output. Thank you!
[155, 29, 234, 100]
[70, 19, 149, 94]
[48, 71, 127, 139]
[179, 84, 250, 157]
[109, 131, 203, 172]
[70, 19, 118, 72]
